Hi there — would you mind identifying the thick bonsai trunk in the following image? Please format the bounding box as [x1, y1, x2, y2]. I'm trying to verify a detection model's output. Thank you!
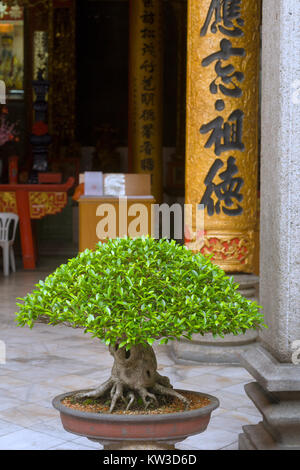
[76, 344, 190, 413]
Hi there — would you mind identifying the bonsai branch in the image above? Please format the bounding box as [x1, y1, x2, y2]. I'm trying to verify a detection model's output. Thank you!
[76, 343, 190, 413]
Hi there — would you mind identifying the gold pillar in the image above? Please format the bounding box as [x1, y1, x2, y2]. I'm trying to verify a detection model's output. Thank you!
[128, 0, 163, 203]
[185, 0, 260, 273]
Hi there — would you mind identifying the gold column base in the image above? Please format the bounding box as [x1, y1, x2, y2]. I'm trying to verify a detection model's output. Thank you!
[200, 230, 255, 273]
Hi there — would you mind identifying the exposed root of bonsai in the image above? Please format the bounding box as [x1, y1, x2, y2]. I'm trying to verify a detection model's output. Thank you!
[75, 343, 190, 413]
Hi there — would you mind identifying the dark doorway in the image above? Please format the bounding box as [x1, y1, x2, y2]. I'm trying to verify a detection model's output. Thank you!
[76, 0, 129, 147]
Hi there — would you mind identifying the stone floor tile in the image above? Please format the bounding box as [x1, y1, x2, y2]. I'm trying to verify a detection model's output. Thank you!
[0, 361, 33, 373]
[40, 416, 66, 430]
[77, 368, 111, 381]
[0, 368, 13, 376]
[0, 394, 27, 412]
[8, 366, 57, 383]
[214, 366, 253, 381]
[182, 425, 237, 450]
[40, 374, 99, 391]
[0, 403, 58, 427]
[0, 375, 30, 390]
[162, 364, 223, 379]
[175, 442, 202, 451]
[236, 405, 262, 418]
[210, 409, 258, 433]
[172, 380, 214, 393]
[221, 382, 248, 396]
[27, 422, 76, 442]
[0, 418, 23, 437]
[13, 355, 84, 373]
[7, 383, 65, 404]
[0, 428, 65, 450]
[209, 390, 251, 410]
[71, 436, 103, 449]
[220, 441, 239, 450]
[159, 366, 227, 387]
[180, 373, 247, 391]
[49, 441, 97, 450]
[34, 398, 59, 410]
[211, 406, 228, 417]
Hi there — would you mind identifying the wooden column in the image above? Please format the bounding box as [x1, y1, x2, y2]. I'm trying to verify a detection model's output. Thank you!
[15, 190, 36, 270]
[128, 0, 163, 203]
[185, 0, 261, 273]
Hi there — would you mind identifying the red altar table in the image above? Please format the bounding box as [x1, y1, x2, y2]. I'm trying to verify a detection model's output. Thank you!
[0, 177, 75, 269]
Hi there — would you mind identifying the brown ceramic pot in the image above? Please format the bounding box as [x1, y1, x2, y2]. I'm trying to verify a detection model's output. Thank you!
[52, 389, 219, 450]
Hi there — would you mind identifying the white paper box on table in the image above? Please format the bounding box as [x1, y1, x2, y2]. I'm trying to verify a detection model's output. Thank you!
[84, 172, 103, 196]
[80, 173, 151, 197]
[104, 174, 151, 196]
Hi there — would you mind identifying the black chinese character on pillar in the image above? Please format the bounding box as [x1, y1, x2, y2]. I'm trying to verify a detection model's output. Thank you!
[202, 39, 245, 98]
[140, 12, 155, 25]
[141, 158, 154, 171]
[142, 42, 155, 57]
[200, 0, 244, 37]
[142, 75, 155, 91]
[141, 28, 155, 39]
[200, 156, 244, 216]
[209, 61, 244, 97]
[202, 38, 245, 67]
[142, 123, 154, 138]
[200, 109, 245, 156]
[141, 93, 155, 106]
[143, 0, 154, 8]
[140, 60, 155, 73]
[140, 109, 155, 121]
[140, 141, 154, 155]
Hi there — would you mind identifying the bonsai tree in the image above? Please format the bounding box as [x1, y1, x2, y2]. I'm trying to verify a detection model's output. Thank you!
[16, 237, 264, 413]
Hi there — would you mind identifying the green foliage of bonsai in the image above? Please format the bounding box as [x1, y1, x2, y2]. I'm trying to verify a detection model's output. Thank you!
[16, 237, 264, 412]
[16, 236, 263, 346]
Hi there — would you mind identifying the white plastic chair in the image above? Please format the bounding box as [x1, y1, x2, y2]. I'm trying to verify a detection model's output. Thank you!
[0, 213, 19, 276]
